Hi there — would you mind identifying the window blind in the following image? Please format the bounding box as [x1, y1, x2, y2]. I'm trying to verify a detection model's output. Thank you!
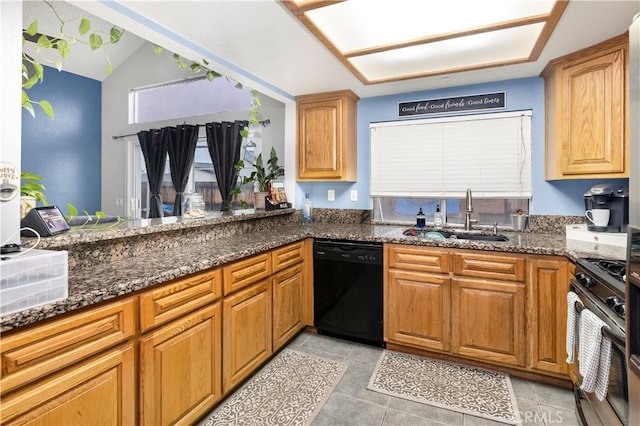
[370, 110, 532, 198]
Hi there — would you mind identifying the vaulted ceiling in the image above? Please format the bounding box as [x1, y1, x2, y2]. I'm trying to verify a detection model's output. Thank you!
[25, 0, 640, 100]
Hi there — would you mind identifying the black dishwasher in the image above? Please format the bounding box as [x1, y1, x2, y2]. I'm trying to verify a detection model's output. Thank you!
[313, 239, 384, 347]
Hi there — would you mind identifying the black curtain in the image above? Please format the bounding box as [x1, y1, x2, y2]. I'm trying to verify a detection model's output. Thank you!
[137, 129, 168, 219]
[166, 125, 199, 216]
[205, 120, 248, 211]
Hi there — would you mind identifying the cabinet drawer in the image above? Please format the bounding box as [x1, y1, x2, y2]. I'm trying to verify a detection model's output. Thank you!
[0, 297, 136, 394]
[387, 244, 449, 274]
[223, 252, 272, 295]
[272, 242, 304, 272]
[453, 251, 525, 282]
[140, 268, 222, 333]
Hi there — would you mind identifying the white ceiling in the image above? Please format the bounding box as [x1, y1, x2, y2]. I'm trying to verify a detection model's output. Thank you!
[24, 0, 640, 100]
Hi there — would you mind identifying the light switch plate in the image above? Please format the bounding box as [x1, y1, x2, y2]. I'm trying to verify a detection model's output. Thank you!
[328, 189, 335, 201]
[350, 190, 357, 201]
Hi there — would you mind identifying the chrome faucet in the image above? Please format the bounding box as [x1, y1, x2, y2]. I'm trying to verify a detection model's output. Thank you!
[464, 188, 477, 230]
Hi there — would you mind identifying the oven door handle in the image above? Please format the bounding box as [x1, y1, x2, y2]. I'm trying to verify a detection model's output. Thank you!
[573, 301, 626, 347]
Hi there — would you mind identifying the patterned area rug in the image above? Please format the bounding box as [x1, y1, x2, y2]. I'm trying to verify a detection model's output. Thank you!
[198, 349, 347, 426]
[368, 350, 522, 425]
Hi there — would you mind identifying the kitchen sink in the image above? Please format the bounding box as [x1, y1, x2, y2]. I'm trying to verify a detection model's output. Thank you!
[402, 228, 509, 242]
[451, 233, 509, 242]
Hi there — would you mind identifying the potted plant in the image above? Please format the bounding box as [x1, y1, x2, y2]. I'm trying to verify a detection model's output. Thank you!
[20, 171, 48, 218]
[234, 147, 284, 209]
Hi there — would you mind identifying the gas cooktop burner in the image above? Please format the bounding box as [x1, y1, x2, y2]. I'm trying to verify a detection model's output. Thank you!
[591, 259, 626, 282]
[576, 257, 626, 301]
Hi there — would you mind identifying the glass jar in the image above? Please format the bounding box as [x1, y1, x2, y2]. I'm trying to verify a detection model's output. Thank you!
[182, 193, 205, 219]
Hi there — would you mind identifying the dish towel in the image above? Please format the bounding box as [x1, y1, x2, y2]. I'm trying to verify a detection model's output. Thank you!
[566, 291, 581, 363]
[578, 309, 612, 401]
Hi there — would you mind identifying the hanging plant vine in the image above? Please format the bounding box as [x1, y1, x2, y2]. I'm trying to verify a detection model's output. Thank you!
[22, 0, 124, 119]
[151, 44, 262, 135]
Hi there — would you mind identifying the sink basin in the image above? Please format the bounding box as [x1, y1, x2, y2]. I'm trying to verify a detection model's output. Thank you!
[451, 233, 509, 242]
[402, 228, 509, 242]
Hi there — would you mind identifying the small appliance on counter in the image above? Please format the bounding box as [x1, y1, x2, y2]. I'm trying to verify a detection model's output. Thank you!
[584, 184, 629, 232]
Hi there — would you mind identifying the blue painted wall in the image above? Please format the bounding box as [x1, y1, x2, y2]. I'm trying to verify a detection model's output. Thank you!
[21, 66, 102, 214]
[298, 77, 628, 215]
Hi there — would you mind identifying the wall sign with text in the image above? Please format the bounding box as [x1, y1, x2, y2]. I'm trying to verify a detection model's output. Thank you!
[398, 92, 506, 117]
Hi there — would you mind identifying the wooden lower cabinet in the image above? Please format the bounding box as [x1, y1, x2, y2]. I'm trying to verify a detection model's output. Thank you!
[0, 343, 135, 426]
[139, 303, 222, 426]
[385, 269, 451, 352]
[272, 263, 305, 351]
[451, 277, 526, 367]
[222, 280, 272, 394]
[528, 257, 570, 375]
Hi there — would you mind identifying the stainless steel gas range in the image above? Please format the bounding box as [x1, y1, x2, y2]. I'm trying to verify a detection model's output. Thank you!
[570, 257, 628, 425]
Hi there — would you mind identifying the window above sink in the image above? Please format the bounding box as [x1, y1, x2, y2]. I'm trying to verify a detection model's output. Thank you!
[373, 196, 529, 228]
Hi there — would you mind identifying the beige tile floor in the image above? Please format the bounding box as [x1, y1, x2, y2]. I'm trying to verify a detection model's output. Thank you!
[285, 331, 580, 426]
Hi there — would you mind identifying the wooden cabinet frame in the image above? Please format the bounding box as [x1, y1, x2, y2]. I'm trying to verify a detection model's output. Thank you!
[543, 33, 629, 179]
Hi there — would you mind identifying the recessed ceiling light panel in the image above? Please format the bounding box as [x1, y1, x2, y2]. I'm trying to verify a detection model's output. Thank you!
[281, 0, 568, 84]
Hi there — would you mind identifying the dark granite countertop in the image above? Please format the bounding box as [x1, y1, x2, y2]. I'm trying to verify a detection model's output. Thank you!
[1, 222, 626, 332]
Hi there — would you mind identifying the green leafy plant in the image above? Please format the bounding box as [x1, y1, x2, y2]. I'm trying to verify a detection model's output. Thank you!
[20, 171, 48, 205]
[233, 147, 284, 193]
[65, 203, 127, 229]
[22, 0, 124, 118]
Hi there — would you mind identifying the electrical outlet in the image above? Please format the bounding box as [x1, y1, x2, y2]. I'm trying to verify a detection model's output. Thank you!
[328, 189, 335, 201]
[350, 190, 358, 201]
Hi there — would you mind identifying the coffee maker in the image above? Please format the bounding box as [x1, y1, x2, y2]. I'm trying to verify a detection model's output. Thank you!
[583, 183, 629, 232]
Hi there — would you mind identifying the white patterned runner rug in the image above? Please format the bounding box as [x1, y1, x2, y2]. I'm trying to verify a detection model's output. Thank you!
[368, 350, 522, 425]
[199, 349, 346, 426]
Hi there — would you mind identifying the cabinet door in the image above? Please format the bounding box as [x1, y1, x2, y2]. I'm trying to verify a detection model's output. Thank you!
[139, 303, 222, 426]
[452, 278, 526, 366]
[297, 90, 357, 181]
[561, 48, 626, 176]
[0, 343, 135, 426]
[386, 269, 451, 352]
[528, 257, 570, 375]
[273, 263, 305, 351]
[223, 281, 272, 393]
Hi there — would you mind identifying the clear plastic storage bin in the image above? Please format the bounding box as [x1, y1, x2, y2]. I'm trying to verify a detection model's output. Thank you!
[0, 249, 68, 316]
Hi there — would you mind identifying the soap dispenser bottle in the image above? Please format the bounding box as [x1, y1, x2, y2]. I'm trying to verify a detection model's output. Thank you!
[302, 193, 313, 223]
[434, 204, 443, 227]
[416, 208, 426, 228]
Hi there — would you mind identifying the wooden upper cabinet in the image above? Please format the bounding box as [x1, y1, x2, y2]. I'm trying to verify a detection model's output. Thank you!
[297, 90, 358, 181]
[543, 33, 628, 180]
